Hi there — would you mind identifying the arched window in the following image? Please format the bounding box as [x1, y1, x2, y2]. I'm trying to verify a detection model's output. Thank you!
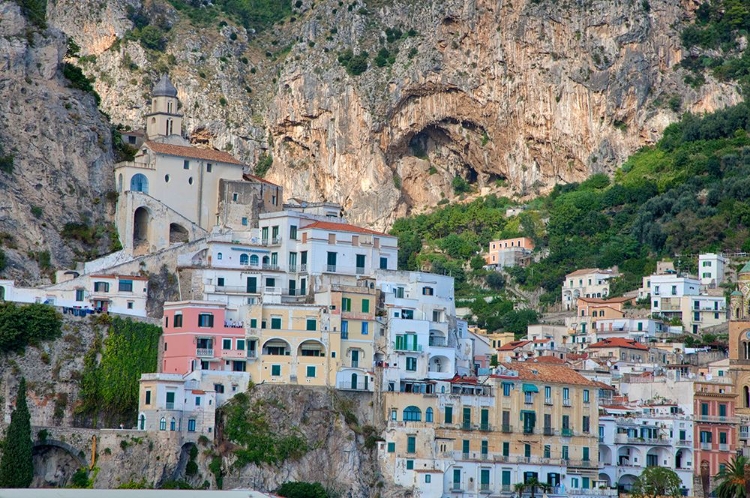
[159, 417, 166, 431]
[403, 406, 422, 422]
[139, 414, 146, 430]
[118, 173, 123, 192]
[240, 254, 249, 265]
[250, 254, 259, 266]
[130, 173, 149, 194]
[426, 407, 434, 423]
[170, 417, 176, 431]
[217, 252, 223, 260]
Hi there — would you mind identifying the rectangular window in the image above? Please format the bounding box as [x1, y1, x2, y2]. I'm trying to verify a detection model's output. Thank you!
[327, 251, 337, 271]
[271, 365, 281, 376]
[390, 409, 397, 421]
[187, 419, 196, 432]
[306, 366, 316, 378]
[502, 442, 509, 457]
[583, 447, 590, 461]
[445, 406, 453, 424]
[406, 357, 417, 371]
[242, 217, 248, 226]
[562, 445, 569, 460]
[198, 313, 214, 327]
[407, 436, 416, 454]
[217, 277, 225, 287]
[93, 282, 109, 292]
[524, 444, 531, 458]
[544, 445, 551, 458]
[75, 289, 84, 301]
[356, 254, 366, 273]
[545, 386, 551, 399]
[271, 317, 282, 329]
[719, 404, 727, 417]
[306, 318, 316, 331]
[341, 297, 351, 312]
[362, 299, 370, 313]
[145, 390, 151, 405]
[118, 279, 133, 292]
[503, 383, 511, 396]
[183, 160, 189, 169]
[166, 391, 175, 408]
[701, 403, 709, 416]
[583, 389, 590, 403]
[361, 322, 369, 335]
[341, 320, 349, 339]
[222, 338, 231, 350]
[380, 257, 388, 269]
[425, 474, 431, 484]
[289, 225, 298, 240]
[387, 442, 395, 453]
[174, 314, 183, 327]
[563, 387, 570, 400]
[195, 396, 201, 406]
[206, 163, 212, 172]
[463, 407, 471, 428]
[583, 416, 590, 433]
[720, 432, 728, 444]
[405, 460, 414, 470]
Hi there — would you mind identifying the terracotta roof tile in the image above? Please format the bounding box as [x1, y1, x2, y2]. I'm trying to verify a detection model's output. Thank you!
[566, 268, 606, 277]
[497, 340, 531, 351]
[303, 220, 389, 236]
[531, 356, 565, 364]
[588, 337, 649, 351]
[145, 141, 244, 165]
[593, 381, 616, 391]
[493, 362, 597, 387]
[243, 172, 280, 187]
[578, 296, 633, 304]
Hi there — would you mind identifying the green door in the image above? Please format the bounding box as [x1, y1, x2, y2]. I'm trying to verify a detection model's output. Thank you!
[247, 277, 257, 293]
[481, 409, 489, 430]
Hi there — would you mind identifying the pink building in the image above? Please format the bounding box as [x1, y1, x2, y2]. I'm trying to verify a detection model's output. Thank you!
[485, 237, 534, 268]
[693, 380, 736, 478]
[162, 301, 252, 375]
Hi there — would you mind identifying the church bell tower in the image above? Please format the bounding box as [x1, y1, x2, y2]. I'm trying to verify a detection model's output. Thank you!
[146, 74, 183, 141]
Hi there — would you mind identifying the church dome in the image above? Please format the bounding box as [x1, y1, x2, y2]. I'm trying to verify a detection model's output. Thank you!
[153, 74, 177, 97]
[732, 290, 744, 296]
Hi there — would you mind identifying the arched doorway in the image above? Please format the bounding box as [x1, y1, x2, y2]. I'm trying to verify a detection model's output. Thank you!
[169, 223, 189, 244]
[351, 373, 358, 390]
[138, 413, 146, 430]
[133, 207, 150, 251]
[130, 173, 149, 194]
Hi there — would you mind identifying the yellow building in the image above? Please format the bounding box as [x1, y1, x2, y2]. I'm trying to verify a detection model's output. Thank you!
[378, 362, 601, 495]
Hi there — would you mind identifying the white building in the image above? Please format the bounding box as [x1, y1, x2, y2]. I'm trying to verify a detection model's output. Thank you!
[698, 253, 728, 288]
[650, 274, 726, 333]
[562, 268, 620, 310]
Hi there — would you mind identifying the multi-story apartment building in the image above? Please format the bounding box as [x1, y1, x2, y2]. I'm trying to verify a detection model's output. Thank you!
[562, 268, 620, 311]
[650, 274, 726, 333]
[378, 362, 604, 497]
[375, 270, 459, 391]
[693, 378, 737, 477]
[598, 404, 693, 494]
[587, 338, 650, 363]
[485, 237, 534, 268]
[698, 253, 728, 288]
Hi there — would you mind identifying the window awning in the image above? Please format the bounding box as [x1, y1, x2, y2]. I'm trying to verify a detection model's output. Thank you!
[522, 383, 539, 393]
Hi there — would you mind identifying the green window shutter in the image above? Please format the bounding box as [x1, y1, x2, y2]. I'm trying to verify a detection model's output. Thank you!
[362, 299, 370, 313]
[271, 365, 281, 376]
[387, 442, 395, 453]
[445, 406, 453, 424]
[306, 319, 316, 331]
[306, 366, 316, 378]
[271, 317, 282, 329]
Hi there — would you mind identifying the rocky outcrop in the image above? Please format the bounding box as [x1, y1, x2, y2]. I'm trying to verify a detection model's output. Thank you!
[0, 1, 115, 283]
[45, 0, 739, 231]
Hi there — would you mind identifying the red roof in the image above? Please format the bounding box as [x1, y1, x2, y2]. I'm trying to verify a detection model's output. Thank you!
[588, 337, 649, 351]
[145, 141, 244, 165]
[243, 172, 279, 187]
[593, 381, 616, 391]
[303, 220, 388, 236]
[531, 356, 565, 364]
[497, 340, 531, 351]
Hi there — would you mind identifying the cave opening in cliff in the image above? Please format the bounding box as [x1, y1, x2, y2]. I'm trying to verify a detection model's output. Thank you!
[462, 164, 479, 184]
[408, 126, 452, 159]
[487, 172, 507, 185]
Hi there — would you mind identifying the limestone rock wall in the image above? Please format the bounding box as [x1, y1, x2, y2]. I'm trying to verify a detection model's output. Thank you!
[45, 0, 739, 231]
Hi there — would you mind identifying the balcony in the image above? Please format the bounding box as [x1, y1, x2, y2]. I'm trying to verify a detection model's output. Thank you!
[740, 428, 750, 440]
[523, 427, 535, 435]
[561, 428, 574, 437]
[701, 442, 712, 450]
[262, 264, 280, 271]
[676, 440, 692, 447]
[260, 237, 282, 246]
[625, 437, 671, 445]
[462, 422, 472, 431]
[696, 415, 738, 424]
[356, 266, 365, 275]
[545, 397, 553, 405]
[720, 443, 730, 451]
[501, 424, 513, 433]
[213, 285, 257, 294]
[543, 427, 555, 436]
[429, 337, 448, 347]
[166, 402, 174, 410]
[563, 399, 571, 407]
[479, 483, 491, 493]
[247, 350, 257, 359]
[395, 344, 423, 352]
[326, 264, 337, 272]
[450, 483, 463, 492]
[196, 348, 214, 358]
[479, 423, 492, 432]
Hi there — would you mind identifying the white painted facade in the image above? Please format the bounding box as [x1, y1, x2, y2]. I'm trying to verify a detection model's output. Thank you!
[698, 253, 728, 288]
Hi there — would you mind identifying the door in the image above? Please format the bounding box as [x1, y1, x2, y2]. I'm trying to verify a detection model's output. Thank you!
[289, 280, 296, 296]
[364, 376, 368, 390]
[356, 254, 366, 273]
[351, 373, 358, 390]
[300, 278, 307, 296]
[481, 409, 489, 430]
[351, 350, 359, 368]
[247, 276, 257, 293]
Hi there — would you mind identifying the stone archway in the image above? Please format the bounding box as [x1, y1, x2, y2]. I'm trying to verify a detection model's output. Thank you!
[169, 223, 189, 244]
[32, 440, 88, 488]
[133, 206, 151, 254]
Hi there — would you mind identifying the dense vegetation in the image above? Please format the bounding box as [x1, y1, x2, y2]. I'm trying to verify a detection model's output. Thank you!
[392, 100, 750, 320]
[680, 0, 750, 91]
[277, 481, 329, 498]
[0, 302, 62, 352]
[0, 378, 32, 488]
[12, 0, 47, 29]
[222, 391, 308, 468]
[76, 317, 161, 426]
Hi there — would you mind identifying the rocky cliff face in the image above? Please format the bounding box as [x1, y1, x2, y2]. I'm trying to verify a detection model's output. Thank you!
[0, 1, 115, 282]
[45, 0, 739, 230]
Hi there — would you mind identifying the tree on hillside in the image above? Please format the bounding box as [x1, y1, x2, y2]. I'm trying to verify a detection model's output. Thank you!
[632, 466, 682, 498]
[714, 455, 750, 498]
[276, 481, 328, 498]
[0, 377, 33, 487]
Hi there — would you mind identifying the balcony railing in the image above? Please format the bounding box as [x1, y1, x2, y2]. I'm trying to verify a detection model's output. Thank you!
[429, 337, 448, 347]
[740, 429, 750, 440]
[166, 402, 174, 410]
[545, 397, 553, 405]
[479, 483, 491, 493]
[479, 423, 492, 432]
[462, 422, 472, 431]
[625, 437, 671, 445]
[561, 428, 574, 437]
[719, 443, 730, 451]
[696, 415, 738, 424]
[501, 424, 512, 433]
[563, 399, 572, 407]
[395, 344, 423, 352]
[326, 264, 337, 272]
[544, 427, 555, 436]
[701, 442, 712, 450]
[196, 348, 214, 357]
[676, 439, 692, 446]
[262, 264, 280, 271]
[247, 350, 257, 358]
[356, 266, 365, 275]
[450, 482, 463, 492]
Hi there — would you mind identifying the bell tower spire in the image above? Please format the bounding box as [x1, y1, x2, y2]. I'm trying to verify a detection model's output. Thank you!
[146, 74, 183, 141]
